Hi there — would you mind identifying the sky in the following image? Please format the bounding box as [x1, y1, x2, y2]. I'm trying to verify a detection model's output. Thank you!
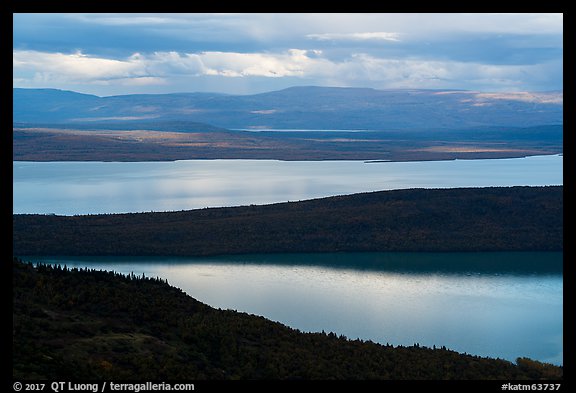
[12, 13, 563, 96]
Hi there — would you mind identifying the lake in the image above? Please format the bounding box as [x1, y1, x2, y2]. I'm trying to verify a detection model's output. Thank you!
[13, 154, 563, 215]
[27, 252, 563, 366]
[14, 155, 563, 366]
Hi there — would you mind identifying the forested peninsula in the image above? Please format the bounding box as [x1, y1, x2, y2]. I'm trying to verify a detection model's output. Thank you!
[13, 258, 563, 380]
[13, 186, 562, 257]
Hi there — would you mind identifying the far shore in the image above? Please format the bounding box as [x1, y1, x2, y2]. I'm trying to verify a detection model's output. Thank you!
[13, 126, 562, 163]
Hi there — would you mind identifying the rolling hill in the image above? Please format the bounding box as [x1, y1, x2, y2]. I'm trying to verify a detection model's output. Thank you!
[13, 86, 562, 130]
[13, 87, 563, 161]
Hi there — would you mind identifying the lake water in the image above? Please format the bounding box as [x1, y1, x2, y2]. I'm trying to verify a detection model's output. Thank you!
[14, 155, 563, 366]
[13, 154, 562, 215]
[27, 252, 563, 366]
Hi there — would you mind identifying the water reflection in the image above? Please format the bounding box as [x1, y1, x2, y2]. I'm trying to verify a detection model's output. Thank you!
[40, 251, 561, 275]
[26, 251, 563, 365]
[203, 251, 564, 275]
[13, 155, 563, 215]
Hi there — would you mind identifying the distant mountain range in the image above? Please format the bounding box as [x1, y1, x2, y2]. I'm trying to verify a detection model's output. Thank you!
[13, 87, 562, 130]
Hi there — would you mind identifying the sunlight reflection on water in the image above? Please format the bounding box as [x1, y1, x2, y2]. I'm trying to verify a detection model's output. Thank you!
[13, 154, 563, 215]
[28, 252, 563, 366]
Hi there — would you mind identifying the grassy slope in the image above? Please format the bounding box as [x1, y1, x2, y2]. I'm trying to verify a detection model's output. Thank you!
[13, 259, 562, 380]
[13, 186, 563, 257]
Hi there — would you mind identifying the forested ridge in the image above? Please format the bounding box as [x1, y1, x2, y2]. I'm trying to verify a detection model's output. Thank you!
[13, 258, 563, 380]
[13, 186, 563, 256]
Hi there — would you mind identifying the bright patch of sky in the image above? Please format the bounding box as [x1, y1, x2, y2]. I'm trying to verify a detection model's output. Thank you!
[13, 13, 563, 96]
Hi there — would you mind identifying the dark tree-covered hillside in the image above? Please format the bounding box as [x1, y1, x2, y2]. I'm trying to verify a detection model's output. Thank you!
[13, 186, 563, 256]
[13, 258, 563, 380]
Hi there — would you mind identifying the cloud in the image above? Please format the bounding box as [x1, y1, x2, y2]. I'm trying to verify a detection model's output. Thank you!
[72, 13, 561, 40]
[196, 49, 327, 77]
[13, 49, 328, 83]
[307, 32, 401, 42]
[341, 55, 561, 91]
[70, 14, 186, 26]
[13, 13, 562, 95]
[13, 50, 150, 82]
[13, 45, 562, 95]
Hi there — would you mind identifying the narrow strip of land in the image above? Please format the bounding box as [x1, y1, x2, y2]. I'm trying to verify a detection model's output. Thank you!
[13, 186, 563, 256]
[13, 126, 562, 162]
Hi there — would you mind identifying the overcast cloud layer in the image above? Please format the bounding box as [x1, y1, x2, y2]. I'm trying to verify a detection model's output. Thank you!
[13, 13, 563, 96]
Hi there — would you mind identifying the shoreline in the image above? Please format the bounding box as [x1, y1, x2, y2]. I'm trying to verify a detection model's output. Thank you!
[13, 125, 562, 163]
[12, 152, 563, 164]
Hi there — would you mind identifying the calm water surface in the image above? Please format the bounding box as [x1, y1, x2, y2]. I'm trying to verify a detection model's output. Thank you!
[15, 156, 563, 366]
[28, 252, 563, 366]
[13, 154, 562, 215]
